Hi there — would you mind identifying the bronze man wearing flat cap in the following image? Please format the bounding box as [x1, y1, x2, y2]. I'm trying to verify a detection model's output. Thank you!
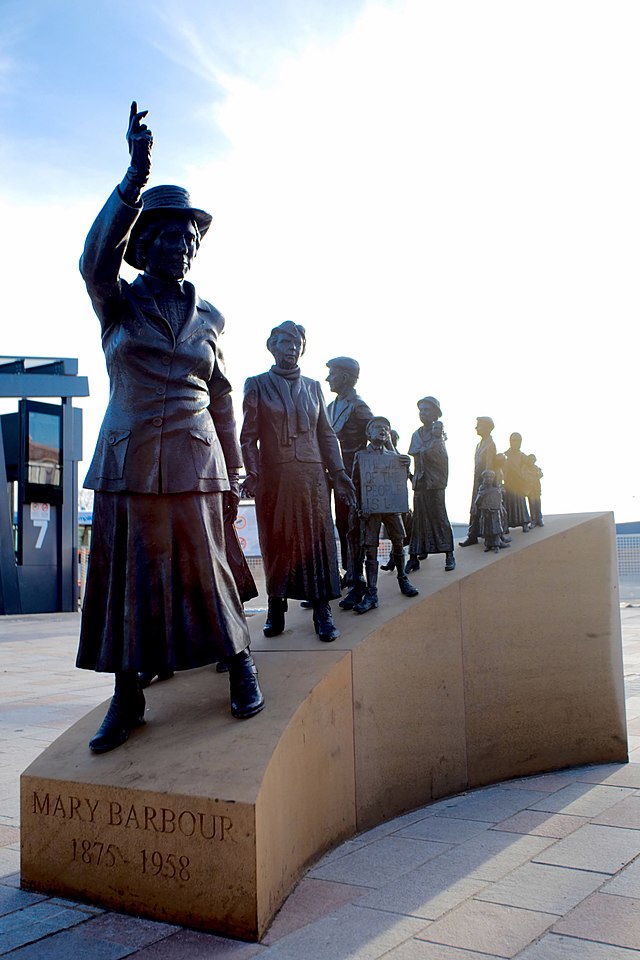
[77, 102, 264, 753]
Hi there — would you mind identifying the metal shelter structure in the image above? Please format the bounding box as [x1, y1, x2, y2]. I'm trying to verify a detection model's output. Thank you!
[0, 356, 89, 614]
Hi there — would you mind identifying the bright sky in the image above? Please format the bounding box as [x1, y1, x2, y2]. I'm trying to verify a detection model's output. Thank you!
[1, 0, 637, 522]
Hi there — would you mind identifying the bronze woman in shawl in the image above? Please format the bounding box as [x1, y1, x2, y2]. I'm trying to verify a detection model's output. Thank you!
[241, 322, 355, 641]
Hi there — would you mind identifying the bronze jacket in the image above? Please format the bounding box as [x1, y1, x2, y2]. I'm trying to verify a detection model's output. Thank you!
[327, 387, 373, 476]
[241, 371, 344, 477]
[81, 187, 242, 494]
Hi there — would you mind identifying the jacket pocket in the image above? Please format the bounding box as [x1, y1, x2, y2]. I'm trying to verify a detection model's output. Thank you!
[190, 429, 218, 478]
[97, 429, 131, 479]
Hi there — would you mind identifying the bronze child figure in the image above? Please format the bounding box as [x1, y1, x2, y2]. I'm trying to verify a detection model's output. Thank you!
[351, 417, 419, 614]
[77, 103, 264, 753]
[405, 396, 455, 574]
[475, 470, 510, 553]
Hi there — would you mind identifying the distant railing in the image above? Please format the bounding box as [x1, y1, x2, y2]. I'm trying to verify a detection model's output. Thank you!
[617, 535, 640, 577]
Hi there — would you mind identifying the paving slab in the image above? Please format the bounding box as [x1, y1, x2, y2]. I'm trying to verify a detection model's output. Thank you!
[355, 869, 489, 920]
[0, 899, 93, 953]
[529, 782, 634, 817]
[592, 793, 640, 828]
[76, 913, 180, 948]
[415, 898, 554, 957]
[383, 942, 501, 959]
[492, 810, 587, 838]
[577, 761, 640, 788]
[418, 786, 549, 824]
[397, 816, 492, 844]
[0, 929, 134, 959]
[257, 903, 427, 960]
[519, 932, 640, 958]
[423, 829, 555, 882]
[474, 861, 608, 914]
[307, 836, 452, 887]
[533, 823, 640, 873]
[261, 878, 371, 944]
[552, 891, 640, 949]
[131, 929, 266, 958]
[602, 855, 640, 897]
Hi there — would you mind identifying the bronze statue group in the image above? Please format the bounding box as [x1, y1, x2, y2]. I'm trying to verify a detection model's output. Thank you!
[77, 103, 542, 754]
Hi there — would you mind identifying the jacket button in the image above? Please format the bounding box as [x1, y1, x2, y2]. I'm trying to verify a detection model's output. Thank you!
[156, 386, 165, 395]
[152, 417, 163, 427]
[161, 356, 171, 366]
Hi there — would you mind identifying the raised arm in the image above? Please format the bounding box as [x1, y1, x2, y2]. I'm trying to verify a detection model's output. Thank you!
[79, 102, 153, 330]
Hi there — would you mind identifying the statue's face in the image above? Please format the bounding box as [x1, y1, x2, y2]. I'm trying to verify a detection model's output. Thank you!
[326, 367, 348, 394]
[271, 332, 302, 369]
[476, 419, 492, 438]
[419, 402, 439, 425]
[145, 219, 198, 281]
[510, 433, 522, 450]
[368, 421, 390, 444]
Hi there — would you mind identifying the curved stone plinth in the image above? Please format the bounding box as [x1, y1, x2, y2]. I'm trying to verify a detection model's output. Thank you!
[21, 512, 626, 940]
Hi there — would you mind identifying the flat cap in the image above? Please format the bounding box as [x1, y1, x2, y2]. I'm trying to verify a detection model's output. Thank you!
[326, 356, 360, 375]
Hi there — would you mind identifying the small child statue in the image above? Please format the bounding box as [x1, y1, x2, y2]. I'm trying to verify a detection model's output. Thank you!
[351, 417, 419, 614]
[525, 454, 544, 527]
[475, 470, 511, 553]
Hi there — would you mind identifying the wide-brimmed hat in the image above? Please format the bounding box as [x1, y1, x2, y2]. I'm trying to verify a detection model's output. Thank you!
[124, 185, 213, 269]
[417, 396, 442, 417]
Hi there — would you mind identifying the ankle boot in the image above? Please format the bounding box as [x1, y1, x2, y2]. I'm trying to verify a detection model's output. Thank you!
[339, 578, 366, 610]
[353, 589, 378, 613]
[89, 672, 146, 754]
[263, 597, 287, 637]
[395, 552, 419, 597]
[354, 559, 379, 614]
[405, 555, 420, 573]
[228, 650, 265, 719]
[312, 602, 340, 641]
[380, 554, 396, 572]
[445, 551, 456, 571]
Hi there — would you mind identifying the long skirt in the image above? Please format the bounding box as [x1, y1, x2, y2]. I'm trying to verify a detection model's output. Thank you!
[409, 488, 454, 555]
[504, 490, 531, 528]
[256, 461, 341, 602]
[77, 491, 252, 673]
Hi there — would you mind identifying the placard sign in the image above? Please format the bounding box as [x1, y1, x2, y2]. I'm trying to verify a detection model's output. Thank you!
[357, 451, 409, 515]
